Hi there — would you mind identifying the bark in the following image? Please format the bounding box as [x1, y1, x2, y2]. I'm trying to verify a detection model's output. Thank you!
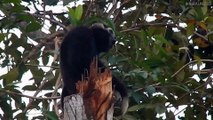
[63, 59, 114, 120]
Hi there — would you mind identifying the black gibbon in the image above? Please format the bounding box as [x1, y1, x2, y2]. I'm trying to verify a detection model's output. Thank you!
[60, 23, 128, 115]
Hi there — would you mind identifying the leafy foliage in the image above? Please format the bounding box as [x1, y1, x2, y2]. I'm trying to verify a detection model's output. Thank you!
[0, 0, 213, 119]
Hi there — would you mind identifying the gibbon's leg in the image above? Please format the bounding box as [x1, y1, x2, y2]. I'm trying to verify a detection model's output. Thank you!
[98, 61, 128, 114]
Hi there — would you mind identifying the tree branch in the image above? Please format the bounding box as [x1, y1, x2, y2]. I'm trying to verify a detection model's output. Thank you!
[5, 90, 60, 100]
[194, 31, 208, 41]
[171, 59, 213, 78]
[22, 31, 64, 63]
[120, 23, 185, 32]
[33, 14, 67, 30]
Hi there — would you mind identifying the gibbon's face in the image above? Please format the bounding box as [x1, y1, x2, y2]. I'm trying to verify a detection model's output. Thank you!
[106, 27, 116, 48]
[91, 23, 116, 52]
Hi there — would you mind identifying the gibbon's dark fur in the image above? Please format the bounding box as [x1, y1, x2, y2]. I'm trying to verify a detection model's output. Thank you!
[60, 23, 128, 115]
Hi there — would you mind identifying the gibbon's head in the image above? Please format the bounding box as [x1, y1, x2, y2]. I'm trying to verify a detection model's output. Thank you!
[90, 23, 116, 53]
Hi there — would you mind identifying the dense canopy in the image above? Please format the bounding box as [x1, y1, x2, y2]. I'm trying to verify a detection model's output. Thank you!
[0, 0, 212, 119]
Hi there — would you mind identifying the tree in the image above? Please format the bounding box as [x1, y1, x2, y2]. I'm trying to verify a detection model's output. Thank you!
[0, 0, 212, 119]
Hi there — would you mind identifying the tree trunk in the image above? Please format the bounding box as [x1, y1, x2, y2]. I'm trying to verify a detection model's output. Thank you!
[63, 59, 114, 120]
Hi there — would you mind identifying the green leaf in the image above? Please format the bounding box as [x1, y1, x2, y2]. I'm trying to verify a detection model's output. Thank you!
[45, 0, 59, 5]
[14, 112, 28, 119]
[2, 0, 21, 4]
[0, 33, 5, 41]
[43, 111, 58, 120]
[67, 7, 76, 25]
[185, 106, 194, 119]
[187, 23, 195, 37]
[145, 86, 156, 95]
[125, 69, 148, 79]
[128, 104, 145, 112]
[17, 13, 35, 22]
[155, 105, 166, 114]
[194, 55, 202, 65]
[0, 96, 13, 119]
[75, 5, 83, 21]
[63, 0, 75, 6]
[149, 26, 166, 36]
[25, 22, 41, 32]
[194, 7, 205, 20]
[154, 35, 169, 44]
[45, 71, 54, 80]
[142, 57, 165, 69]
[140, 29, 149, 46]
[42, 49, 50, 65]
[166, 111, 175, 119]
[67, 5, 83, 25]
[201, 0, 208, 15]
[122, 114, 138, 120]
[205, 16, 213, 26]
[9, 89, 22, 105]
[165, 27, 173, 40]
[22, 85, 37, 91]
[131, 92, 146, 104]
[0, 68, 19, 84]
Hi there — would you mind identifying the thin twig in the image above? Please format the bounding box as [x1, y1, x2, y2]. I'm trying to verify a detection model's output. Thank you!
[5, 90, 60, 100]
[51, 37, 63, 118]
[84, 0, 94, 18]
[32, 1, 40, 13]
[52, 74, 62, 118]
[107, 0, 118, 18]
[134, 82, 161, 92]
[120, 23, 184, 32]
[171, 59, 213, 78]
[167, 73, 213, 108]
[207, 31, 213, 36]
[174, 106, 187, 117]
[194, 31, 208, 41]
[21, 31, 64, 63]
[33, 14, 67, 30]
[25, 64, 59, 69]
[24, 79, 49, 112]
